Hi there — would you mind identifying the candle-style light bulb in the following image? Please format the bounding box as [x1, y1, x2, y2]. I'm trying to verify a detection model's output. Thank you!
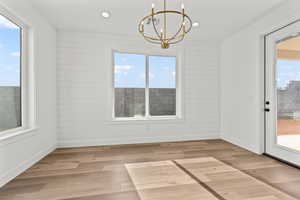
[181, 3, 185, 9]
[152, 3, 155, 8]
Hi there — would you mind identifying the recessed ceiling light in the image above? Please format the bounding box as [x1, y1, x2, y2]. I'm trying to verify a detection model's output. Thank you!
[101, 11, 110, 19]
[192, 22, 200, 27]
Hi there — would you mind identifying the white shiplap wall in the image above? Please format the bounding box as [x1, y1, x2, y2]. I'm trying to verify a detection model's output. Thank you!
[57, 31, 220, 147]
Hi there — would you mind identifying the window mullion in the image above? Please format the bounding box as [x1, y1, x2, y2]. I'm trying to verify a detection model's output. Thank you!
[145, 55, 150, 119]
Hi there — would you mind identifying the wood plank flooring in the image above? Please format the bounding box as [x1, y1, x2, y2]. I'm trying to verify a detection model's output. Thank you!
[175, 157, 297, 200]
[1, 140, 300, 200]
[126, 160, 218, 200]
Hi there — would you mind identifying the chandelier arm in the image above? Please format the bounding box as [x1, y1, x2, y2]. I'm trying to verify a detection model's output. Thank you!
[139, 22, 191, 43]
[166, 16, 185, 42]
[167, 21, 191, 42]
[144, 32, 185, 44]
[138, 25, 144, 34]
[185, 18, 193, 33]
[138, 19, 162, 43]
[167, 28, 183, 42]
[138, 13, 163, 41]
[144, 37, 162, 44]
[168, 34, 185, 44]
[169, 37, 184, 45]
[141, 28, 189, 44]
[155, 11, 193, 35]
[151, 14, 163, 41]
[142, 33, 162, 43]
[141, 34, 164, 44]
[141, 32, 164, 41]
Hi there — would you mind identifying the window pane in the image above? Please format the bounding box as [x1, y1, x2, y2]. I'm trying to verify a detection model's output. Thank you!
[149, 56, 176, 116]
[0, 15, 21, 132]
[276, 36, 300, 151]
[114, 53, 146, 118]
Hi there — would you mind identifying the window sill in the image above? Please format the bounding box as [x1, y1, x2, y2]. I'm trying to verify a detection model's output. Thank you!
[0, 126, 39, 143]
[107, 116, 184, 125]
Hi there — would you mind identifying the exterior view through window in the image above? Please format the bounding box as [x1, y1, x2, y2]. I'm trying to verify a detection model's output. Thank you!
[276, 36, 300, 151]
[114, 52, 177, 119]
[0, 14, 22, 132]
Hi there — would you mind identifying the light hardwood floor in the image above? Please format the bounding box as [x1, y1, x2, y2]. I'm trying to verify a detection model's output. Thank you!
[1, 140, 300, 200]
[126, 160, 219, 200]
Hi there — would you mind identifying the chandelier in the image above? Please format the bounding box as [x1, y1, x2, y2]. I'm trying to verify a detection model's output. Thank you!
[138, 0, 193, 49]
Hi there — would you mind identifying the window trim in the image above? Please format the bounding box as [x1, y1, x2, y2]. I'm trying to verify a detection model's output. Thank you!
[0, 6, 37, 139]
[112, 50, 182, 121]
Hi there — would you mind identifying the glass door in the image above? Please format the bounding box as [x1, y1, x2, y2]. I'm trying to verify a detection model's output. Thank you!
[265, 21, 300, 166]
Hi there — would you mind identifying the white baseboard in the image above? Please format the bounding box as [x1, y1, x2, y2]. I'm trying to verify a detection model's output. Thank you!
[0, 145, 56, 188]
[221, 134, 262, 154]
[58, 134, 220, 148]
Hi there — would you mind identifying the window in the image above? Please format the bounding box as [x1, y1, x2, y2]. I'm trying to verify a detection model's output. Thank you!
[114, 53, 146, 118]
[113, 52, 178, 120]
[149, 56, 176, 116]
[0, 14, 22, 132]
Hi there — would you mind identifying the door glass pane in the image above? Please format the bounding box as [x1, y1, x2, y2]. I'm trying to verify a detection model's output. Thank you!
[0, 15, 21, 132]
[149, 56, 176, 116]
[276, 35, 300, 151]
[114, 53, 146, 118]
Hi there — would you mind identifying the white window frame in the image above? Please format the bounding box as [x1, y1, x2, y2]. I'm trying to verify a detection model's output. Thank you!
[0, 6, 36, 140]
[112, 50, 182, 122]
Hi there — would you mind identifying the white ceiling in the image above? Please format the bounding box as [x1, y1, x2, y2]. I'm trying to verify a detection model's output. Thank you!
[28, 0, 286, 40]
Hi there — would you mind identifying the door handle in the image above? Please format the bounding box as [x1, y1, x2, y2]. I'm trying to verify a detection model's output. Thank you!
[265, 108, 270, 112]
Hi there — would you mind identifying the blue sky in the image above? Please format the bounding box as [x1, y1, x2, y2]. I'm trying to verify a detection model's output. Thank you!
[277, 60, 300, 89]
[114, 53, 176, 88]
[0, 15, 21, 87]
[114, 53, 297, 90]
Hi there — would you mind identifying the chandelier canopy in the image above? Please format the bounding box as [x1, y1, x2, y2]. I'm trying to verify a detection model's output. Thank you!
[138, 0, 193, 49]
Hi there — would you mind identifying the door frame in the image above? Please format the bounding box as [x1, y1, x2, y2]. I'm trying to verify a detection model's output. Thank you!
[263, 19, 300, 167]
